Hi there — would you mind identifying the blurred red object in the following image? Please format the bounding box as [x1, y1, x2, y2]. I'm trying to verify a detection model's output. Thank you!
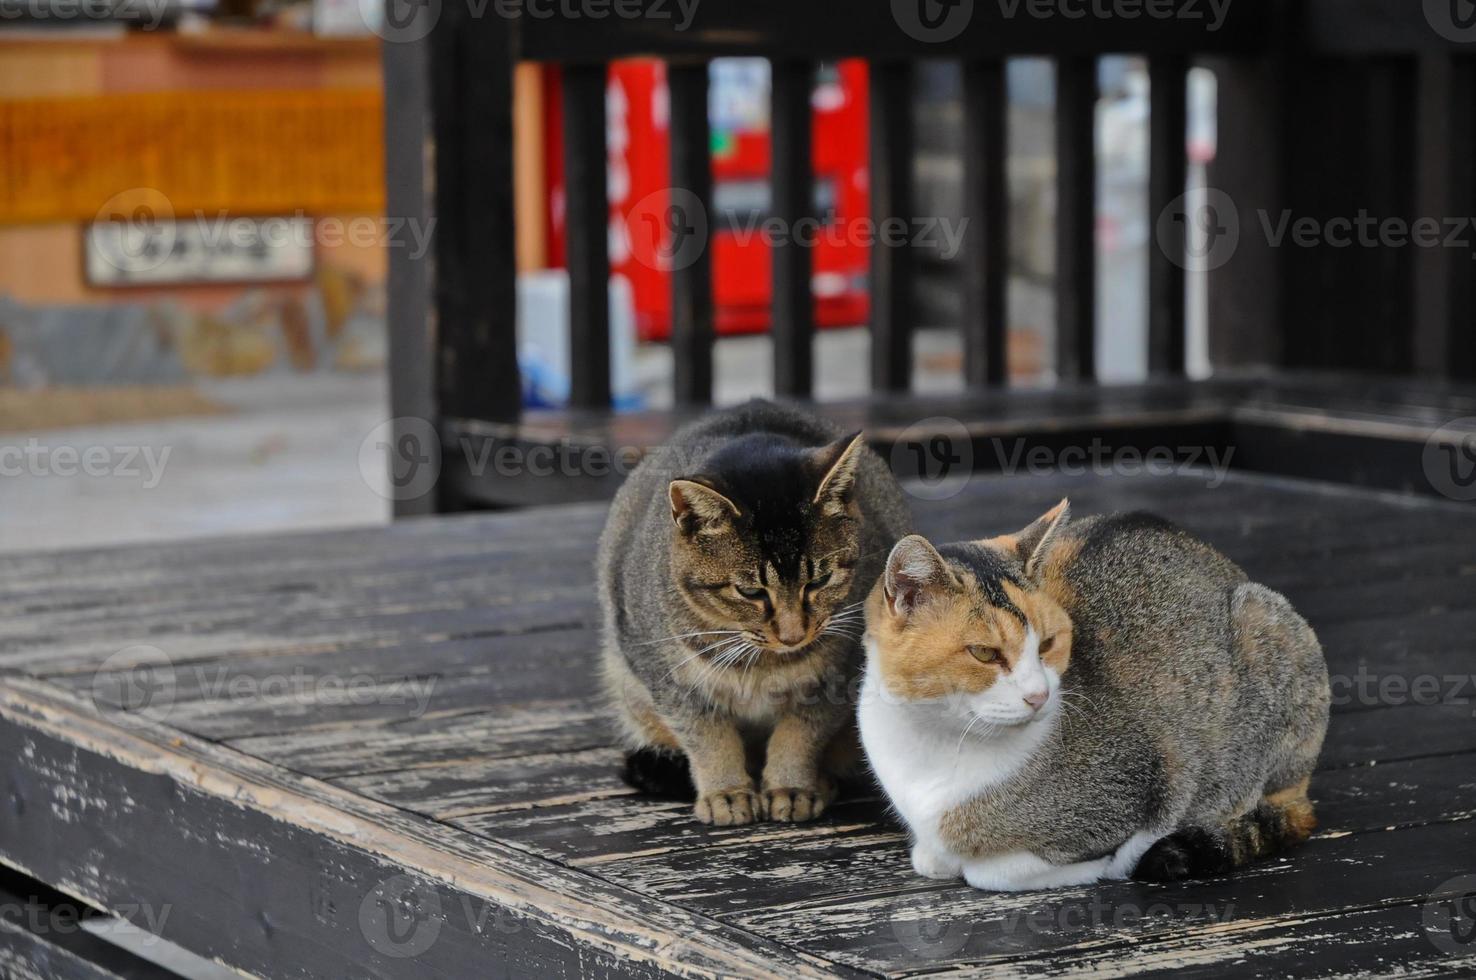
[543, 59, 871, 342]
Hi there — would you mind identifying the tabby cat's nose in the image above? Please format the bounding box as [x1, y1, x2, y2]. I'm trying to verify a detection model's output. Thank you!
[1023, 690, 1049, 711]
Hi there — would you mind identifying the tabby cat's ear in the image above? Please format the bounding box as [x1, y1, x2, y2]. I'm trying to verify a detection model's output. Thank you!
[669, 479, 740, 534]
[1013, 498, 1071, 580]
[813, 432, 866, 516]
[884, 535, 948, 617]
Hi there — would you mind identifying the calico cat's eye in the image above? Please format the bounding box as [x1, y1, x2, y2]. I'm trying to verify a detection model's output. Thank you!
[968, 645, 1003, 665]
[1040, 635, 1056, 654]
[806, 571, 832, 591]
[735, 584, 767, 601]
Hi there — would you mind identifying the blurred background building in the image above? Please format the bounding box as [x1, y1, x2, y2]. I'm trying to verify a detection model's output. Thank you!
[0, 5, 1213, 551]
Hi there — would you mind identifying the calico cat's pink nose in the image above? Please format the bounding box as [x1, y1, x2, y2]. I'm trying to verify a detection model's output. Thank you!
[1023, 690, 1049, 711]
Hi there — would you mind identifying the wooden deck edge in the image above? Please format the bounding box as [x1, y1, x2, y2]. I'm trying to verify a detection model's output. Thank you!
[0, 677, 855, 980]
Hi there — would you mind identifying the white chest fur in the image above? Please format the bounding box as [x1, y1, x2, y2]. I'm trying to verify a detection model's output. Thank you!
[857, 647, 1054, 861]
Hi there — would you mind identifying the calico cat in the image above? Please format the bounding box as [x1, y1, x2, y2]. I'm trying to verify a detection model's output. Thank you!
[858, 500, 1330, 890]
[598, 400, 910, 825]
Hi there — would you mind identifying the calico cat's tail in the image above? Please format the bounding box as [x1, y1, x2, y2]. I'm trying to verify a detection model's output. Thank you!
[1132, 782, 1317, 881]
[621, 748, 696, 800]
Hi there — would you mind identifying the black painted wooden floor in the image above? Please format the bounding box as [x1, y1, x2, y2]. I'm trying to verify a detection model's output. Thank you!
[2, 469, 1474, 977]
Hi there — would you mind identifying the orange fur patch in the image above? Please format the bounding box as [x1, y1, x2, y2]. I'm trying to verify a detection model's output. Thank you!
[866, 551, 1074, 702]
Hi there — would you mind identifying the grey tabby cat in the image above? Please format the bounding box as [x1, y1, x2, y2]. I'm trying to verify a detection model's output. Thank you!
[860, 501, 1331, 889]
[599, 400, 910, 825]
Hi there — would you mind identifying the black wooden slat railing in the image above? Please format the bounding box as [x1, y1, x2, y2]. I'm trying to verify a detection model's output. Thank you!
[668, 62, 715, 406]
[770, 60, 816, 399]
[562, 63, 612, 411]
[961, 59, 1008, 388]
[1147, 56, 1189, 377]
[1053, 56, 1098, 383]
[868, 61, 914, 393]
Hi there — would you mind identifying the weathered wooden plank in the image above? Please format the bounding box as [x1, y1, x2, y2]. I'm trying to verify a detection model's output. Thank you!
[226, 700, 608, 780]
[0, 868, 170, 980]
[589, 751, 1476, 918]
[728, 817, 1476, 975]
[0, 678, 855, 980]
[1001, 902, 1476, 979]
[334, 748, 634, 819]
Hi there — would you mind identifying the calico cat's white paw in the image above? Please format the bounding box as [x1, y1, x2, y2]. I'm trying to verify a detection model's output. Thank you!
[910, 843, 963, 880]
[694, 787, 761, 826]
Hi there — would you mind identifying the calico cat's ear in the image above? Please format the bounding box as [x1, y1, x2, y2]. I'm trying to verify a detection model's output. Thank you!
[813, 432, 866, 516]
[669, 479, 740, 534]
[1013, 498, 1071, 579]
[884, 534, 949, 617]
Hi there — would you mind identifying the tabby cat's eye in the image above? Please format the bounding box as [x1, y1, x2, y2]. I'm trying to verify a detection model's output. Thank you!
[735, 584, 767, 601]
[968, 645, 1003, 665]
[1040, 635, 1056, 654]
[806, 571, 832, 591]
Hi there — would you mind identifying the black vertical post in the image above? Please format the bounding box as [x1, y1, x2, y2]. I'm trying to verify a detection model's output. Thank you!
[383, 25, 435, 518]
[1147, 56, 1188, 377]
[562, 63, 612, 410]
[1414, 53, 1476, 381]
[1054, 56, 1097, 383]
[770, 60, 816, 399]
[668, 62, 714, 405]
[426, 2, 518, 511]
[961, 59, 1008, 388]
[869, 61, 914, 393]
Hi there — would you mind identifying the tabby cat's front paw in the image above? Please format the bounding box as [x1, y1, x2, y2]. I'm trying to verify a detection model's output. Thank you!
[694, 787, 761, 826]
[761, 781, 836, 823]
